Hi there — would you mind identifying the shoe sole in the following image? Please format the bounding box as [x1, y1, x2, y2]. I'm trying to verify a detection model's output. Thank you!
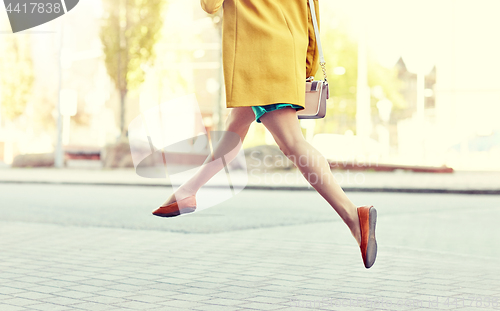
[365, 207, 378, 268]
[153, 207, 196, 218]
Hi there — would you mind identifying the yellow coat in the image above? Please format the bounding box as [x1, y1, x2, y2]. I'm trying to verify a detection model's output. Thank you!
[201, 0, 321, 108]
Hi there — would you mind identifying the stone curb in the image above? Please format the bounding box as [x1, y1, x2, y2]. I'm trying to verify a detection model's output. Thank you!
[1, 179, 499, 194]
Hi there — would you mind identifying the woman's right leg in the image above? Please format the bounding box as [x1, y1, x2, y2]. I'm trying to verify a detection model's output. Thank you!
[259, 107, 362, 245]
[161, 107, 255, 206]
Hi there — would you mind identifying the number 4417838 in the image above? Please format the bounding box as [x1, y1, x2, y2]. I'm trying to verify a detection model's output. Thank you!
[443, 295, 499, 308]
[5, 2, 62, 14]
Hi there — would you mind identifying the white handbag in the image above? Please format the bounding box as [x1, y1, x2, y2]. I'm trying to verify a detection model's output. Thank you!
[297, 0, 329, 119]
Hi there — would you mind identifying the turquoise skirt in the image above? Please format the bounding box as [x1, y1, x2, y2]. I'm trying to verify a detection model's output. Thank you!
[252, 103, 303, 123]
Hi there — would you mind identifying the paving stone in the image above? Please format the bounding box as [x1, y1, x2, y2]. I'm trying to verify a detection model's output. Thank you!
[29, 303, 76, 311]
[0, 303, 30, 311]
[0, 297, 40, 307]
[203, 297, 245, 306]
[68, 302, 111, 311]
[39, 296, 81, 306]
[28, 287, 66, 295]
[158, 299, 205, 309]
[94, 289, 133, 298]
[112, 300, 162, 310]
[236, 301, 287, 310]
[168, 293, 213, 302]
[193, 305, 243, 311]
[1, 216, 499, 311]
[0, 287, 27, 295]
[244, 295, 293, 304]
[80, 295, 128, 304]
[52, 291, 95, 300]
[125, 294, 169, 304]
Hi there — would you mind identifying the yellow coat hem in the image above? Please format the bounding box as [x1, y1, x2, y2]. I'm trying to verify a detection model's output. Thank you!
[227, 101, 305, 109]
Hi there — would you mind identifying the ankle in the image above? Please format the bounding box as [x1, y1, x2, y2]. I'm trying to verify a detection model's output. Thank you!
[174, 185, 197, 199]
[341, 203, 358, 226]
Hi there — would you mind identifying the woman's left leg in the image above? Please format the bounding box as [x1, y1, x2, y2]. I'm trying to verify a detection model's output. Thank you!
[259, 107, 362, 245]
[160, 107, 255, 206]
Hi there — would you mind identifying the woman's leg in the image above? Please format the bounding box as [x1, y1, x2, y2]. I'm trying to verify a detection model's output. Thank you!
[161, 107, 255, 206]
[259, 107, 362, 245]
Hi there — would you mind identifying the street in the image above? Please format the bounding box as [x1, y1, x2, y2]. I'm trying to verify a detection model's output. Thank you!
[1, 183, 500, 310]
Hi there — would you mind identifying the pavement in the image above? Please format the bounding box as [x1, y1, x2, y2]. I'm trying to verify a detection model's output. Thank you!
[1, 167, 500, 194]
[1, 169, 500, 311]
[1, 219, 499, 311]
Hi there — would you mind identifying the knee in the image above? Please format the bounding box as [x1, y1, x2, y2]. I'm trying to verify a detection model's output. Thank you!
[225, 111, 252, 133]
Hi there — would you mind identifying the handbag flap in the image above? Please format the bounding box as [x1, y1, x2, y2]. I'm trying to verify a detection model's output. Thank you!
[306, 81, 322, 93]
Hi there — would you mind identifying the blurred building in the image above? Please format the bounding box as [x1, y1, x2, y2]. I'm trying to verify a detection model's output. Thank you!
[2, 0, 500, 170]
[392, 58, 439, 165]
[396, 1, 500, 170]
[434, 0, 500, 170]
[0, 0, 228, 165]
[393, 57, 436, 120]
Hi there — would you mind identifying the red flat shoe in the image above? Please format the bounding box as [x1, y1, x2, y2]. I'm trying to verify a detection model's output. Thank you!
[152, 195, 197, 217]
[357, 205, 377, 269]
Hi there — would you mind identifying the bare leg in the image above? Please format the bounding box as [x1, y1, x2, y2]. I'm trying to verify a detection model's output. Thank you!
[260, 107, 362, 245]
[161, 107, 255, 206]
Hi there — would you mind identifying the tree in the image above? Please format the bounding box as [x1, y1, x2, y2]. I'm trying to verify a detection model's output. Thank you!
[100, 0, 165, 138]
[0, 34, 34, 122]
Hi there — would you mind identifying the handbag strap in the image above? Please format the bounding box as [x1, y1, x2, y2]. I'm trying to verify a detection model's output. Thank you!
[308, 0, 327, 82]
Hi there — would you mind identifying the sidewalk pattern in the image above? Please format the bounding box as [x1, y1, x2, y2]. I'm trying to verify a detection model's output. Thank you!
[1, 221, 499, 311]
